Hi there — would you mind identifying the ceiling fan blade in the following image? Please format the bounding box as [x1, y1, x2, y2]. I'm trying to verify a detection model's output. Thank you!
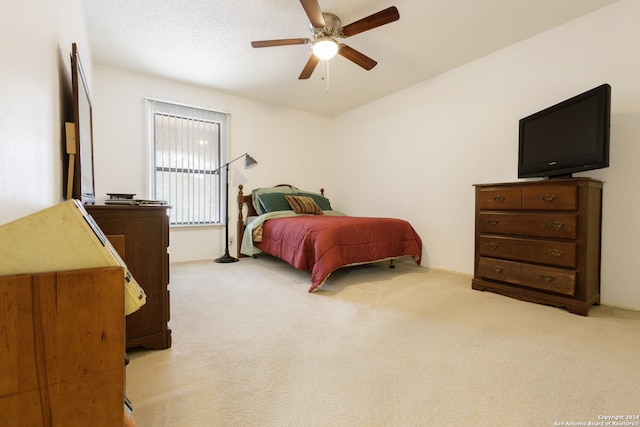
[251, 38, 309, 48]
[341, 6, 400, 37]
[299, 54, 320, 79]
[300, 0, 325, 28]
[338, 45, 377, 70]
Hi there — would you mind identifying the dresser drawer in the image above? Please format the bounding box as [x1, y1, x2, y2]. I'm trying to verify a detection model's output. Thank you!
[478, 257, 576, 296]
[477, 257, 521, 283]
[478, 187, 521, 210]
[523, 184, 577, 210]
[478, 236, 576, 268]
[478, 212, 577, 239]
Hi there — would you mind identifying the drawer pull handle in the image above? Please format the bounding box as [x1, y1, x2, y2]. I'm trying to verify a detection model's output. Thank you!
[547, 249, 563, 258]
[493, 196, 506, 203]
[549, 221, 564, 230]
[542, 194, 557, 203]
[493, 266, 503, 274]
[486, 242, 499, 250]
[487, 219, 499, 226]
[540, 274, 556, 283]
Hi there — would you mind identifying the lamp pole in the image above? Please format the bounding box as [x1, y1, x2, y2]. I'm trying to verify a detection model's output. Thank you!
[214, 153, 257, 263]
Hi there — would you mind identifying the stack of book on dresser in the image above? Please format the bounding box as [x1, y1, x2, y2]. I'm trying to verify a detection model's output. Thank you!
[106, 193, 168, 206]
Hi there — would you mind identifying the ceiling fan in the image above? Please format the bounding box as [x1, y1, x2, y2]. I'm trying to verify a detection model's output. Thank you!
[250, 0, 400, 79]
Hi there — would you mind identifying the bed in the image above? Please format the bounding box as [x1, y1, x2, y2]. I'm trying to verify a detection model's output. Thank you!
[236, 184, 423, 292]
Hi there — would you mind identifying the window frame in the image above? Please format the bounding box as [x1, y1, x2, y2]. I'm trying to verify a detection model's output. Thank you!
[145, 97, 229, 227]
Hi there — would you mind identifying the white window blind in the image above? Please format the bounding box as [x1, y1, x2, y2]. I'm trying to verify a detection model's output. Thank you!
[146, 98, 228, 226]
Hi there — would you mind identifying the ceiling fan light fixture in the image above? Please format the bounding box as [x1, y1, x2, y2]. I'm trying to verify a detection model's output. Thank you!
[312, 37, 339, 60]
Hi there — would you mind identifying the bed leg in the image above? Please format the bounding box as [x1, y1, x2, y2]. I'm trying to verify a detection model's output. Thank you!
[389, 260, 395, 269]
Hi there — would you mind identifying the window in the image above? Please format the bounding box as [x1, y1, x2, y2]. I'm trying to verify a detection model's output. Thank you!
[146, 98, 228, 226]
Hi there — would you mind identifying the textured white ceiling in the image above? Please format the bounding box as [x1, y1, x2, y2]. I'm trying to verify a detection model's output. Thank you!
[83, 0, 620, 117]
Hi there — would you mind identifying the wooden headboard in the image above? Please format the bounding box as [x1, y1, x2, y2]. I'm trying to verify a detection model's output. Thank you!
[236, 184, 325, 258]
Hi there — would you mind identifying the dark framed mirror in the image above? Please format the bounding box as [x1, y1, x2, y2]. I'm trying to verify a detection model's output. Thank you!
[70, 42, 96, 204]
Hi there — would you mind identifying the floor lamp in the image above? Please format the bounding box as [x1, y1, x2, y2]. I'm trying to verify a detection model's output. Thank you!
[214, 153, 258, 263]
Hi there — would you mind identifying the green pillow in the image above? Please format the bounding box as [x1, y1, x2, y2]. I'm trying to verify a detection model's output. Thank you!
[258, 192, 293, 213]
[252, 186, 296, 214]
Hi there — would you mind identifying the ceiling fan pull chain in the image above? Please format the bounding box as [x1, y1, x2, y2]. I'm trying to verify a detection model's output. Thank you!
[326, 60, 330, 92]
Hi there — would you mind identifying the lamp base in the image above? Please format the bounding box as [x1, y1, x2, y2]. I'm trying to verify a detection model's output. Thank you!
[214, 252, 238, 263]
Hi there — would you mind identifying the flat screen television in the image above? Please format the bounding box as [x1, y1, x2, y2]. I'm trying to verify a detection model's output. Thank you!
[71, 42, 96, 204]
[518, 83, 611, 179]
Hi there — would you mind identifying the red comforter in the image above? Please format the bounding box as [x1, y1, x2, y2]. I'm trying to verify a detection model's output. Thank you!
[255, 215, 422, 292]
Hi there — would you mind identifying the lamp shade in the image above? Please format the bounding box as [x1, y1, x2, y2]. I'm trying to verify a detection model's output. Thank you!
[244, 154, 258, 169]
[312, 37, 339, 60]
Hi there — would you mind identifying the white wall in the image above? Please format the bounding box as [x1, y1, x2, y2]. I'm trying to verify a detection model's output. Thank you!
[91, 67, 332, 262]
[0, 0, 91, 224]
[332, 0, 640, 310]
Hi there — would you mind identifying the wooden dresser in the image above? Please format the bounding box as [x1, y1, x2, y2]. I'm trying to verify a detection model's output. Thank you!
[87, 205, 171, 349]
[472, 178, 603, 315]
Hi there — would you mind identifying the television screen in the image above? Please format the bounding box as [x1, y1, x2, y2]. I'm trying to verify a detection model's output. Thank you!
[518, 84, 610, 179]
[71, 43, 96, 204]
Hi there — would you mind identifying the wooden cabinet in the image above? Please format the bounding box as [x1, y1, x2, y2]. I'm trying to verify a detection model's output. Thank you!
[87, 205, 171, 349]
[0, 267, 125, 426]
[472, 179, 603, 315]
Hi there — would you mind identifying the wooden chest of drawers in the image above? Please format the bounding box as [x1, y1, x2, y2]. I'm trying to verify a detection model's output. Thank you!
[472, 179, 603, 315]
[87, 205, 171, 349]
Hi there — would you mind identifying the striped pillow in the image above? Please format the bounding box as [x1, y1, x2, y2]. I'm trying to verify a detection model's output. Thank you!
[285, 195, 324, 215]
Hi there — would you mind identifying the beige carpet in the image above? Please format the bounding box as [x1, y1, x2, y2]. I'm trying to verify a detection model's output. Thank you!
[126, 256, 640, 427]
